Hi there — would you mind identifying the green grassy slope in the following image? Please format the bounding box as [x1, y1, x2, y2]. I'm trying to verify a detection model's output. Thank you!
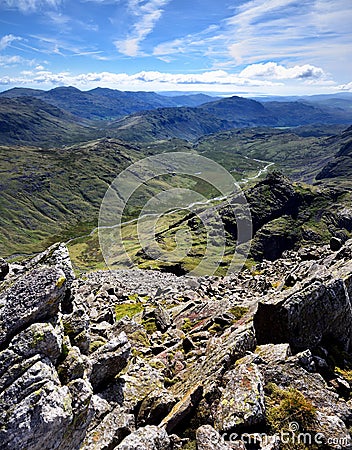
[0, 97, 99, 146]
[0, 139, 144, 256]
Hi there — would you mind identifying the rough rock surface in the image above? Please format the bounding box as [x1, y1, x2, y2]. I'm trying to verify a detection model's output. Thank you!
[254, 252, 352, 351]
[214, 362, 265, 432]
[2, 240, 352, 449]
[115, 425, 171, 450]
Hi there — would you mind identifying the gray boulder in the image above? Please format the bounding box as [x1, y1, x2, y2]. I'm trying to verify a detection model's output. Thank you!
[0, 358, 72, 450]
[137, 388, 177, 426]
[196, 425, 245, 449]
[80, 406, 135, 450]
[0, 266, 66, 346]
[25, 242, 75, 287]
[116, 425, 171, 450]
[89, 332, 131, 391]
[254, 259, 352, 351]
[214, 363, 265, 432]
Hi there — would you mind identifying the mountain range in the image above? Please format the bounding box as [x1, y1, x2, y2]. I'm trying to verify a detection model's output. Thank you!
[1, 87, 352, 146]
[0, 86, 352, 263]
[0, 86, 218, 121]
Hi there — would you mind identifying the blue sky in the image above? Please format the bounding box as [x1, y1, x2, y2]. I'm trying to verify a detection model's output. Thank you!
[0, 0, 351, 95]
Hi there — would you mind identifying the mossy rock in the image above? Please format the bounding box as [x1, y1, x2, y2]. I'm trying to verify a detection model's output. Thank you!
[265, 383, 318, 450]
[89, 339, 107, 353]
[115, 302, 144, 321]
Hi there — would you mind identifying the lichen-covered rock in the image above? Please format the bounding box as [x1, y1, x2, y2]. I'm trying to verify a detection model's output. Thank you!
[256, 344, 352, 430]
[115, 425, 171, 450]
[154, 305, 172, 332]
[0, 321, 63, 396]
[160, 385, 203, 433]
[25, 242, 75, 287]
[315, 411, 351, 449]
[89, 332, 131, 391]
[0, 266, 66, 346]
[214, 362, 265, 432]
[169, 324, 257, 401]
[0, 358, 72, 450]
[80, 405, 135, 450]
[118, 357, 166, 412]
[62, 286, 91, 354]
[58, 378, 94, 450]
[58, 346, 92, 384]
[137, 388, 177, 426]
[196, 425, 245, 449]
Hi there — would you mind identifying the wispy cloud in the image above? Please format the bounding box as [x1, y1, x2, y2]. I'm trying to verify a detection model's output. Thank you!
[150, 0, 352, 82]
[153, 25, 222, 61]
[225, 0, 352, 69]
[0, 54, 35, 67]
[114, 0, 171, 57]
[0, 34, 22, 50]
[28, 34, 104, 59]
[0, 0, 62, 13]
[46, 11, 99, 32]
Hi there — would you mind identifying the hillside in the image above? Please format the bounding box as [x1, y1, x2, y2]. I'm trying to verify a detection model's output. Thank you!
[0, 138, 145, 256]
[316, 125, 352, 181]
[0, 97, 98, 146]
[73, 171, 351, 273]
[263, 100, 352, 126]
[2, 123, 350, 261]
[106, 96, 352, 143]
[0, 87, 218, 121]
[106, 107, 233, 142]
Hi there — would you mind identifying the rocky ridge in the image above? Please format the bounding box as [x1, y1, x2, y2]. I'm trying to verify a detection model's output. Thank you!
[1, 241, 352, 449]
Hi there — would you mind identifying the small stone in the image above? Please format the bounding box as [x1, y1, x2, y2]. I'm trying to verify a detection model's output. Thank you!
[330, 237, 343, 251]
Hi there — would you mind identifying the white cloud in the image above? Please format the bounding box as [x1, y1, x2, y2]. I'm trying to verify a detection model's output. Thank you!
[0, 55, 35, 66]
[338, 81, 352, 92]
[0, 0, 61, 12]
[0, 65, 342, 97]
[114, 0, 171, 56]
[0, 68, 281, 89]
[239, 62, 327, 80]
[0, 34, 22, 50]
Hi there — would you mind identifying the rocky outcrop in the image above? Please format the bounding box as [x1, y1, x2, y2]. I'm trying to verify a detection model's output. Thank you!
[2, 239, 352, 449]
[254, 254, 352, 351]
[0, 266, 66, 347]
